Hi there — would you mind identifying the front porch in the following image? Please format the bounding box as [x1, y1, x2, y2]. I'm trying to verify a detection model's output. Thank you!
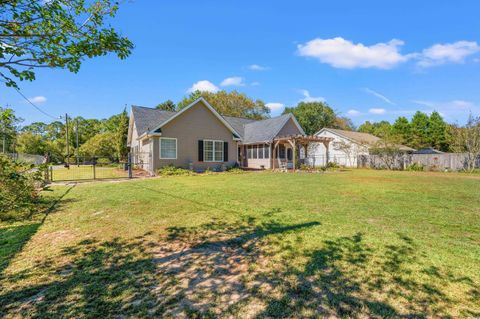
[271, 135, 333, 171]
[237, 135, 333, 170]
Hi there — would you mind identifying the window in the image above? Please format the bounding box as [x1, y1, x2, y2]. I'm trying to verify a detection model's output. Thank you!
[253, 145, 258, 159]
[247, 145, 252, 159]
[264, 144, 270, 158]
[204, 140, 224, 162]
[160, 138, 177, 159]
[258, 144, 264, 159]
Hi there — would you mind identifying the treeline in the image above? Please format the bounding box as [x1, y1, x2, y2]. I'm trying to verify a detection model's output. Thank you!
[358, 111, 450, 151]
[0, 107, 129, 162]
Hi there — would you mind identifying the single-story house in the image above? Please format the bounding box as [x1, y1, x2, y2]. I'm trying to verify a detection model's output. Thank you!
[127, 98, 332, 173]
[309, 128, 415, 167]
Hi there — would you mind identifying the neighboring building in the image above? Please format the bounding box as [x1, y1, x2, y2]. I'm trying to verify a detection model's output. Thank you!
[127, 98, 329, 173]
[310, 128, 415, 167]
[412, 147, 444, 154]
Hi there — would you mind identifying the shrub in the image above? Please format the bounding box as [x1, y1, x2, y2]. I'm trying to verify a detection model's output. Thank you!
[406, 162, 425, 171]
[0, 155, 45, 221]
[156, 165, 195, 176]
[326, 162, 340, 169]
[225, 167, 244, 174]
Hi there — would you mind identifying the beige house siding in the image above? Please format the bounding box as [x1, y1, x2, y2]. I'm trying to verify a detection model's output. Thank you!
[152, 101, 238, 171]
[277, 117, 302, 136]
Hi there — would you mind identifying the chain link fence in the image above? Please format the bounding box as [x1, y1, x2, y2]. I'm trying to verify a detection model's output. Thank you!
[47, 152, 153, 182]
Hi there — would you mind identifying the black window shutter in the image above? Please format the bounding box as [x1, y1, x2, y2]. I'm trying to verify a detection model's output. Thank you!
[198, 140, 204, 162]
[224, 142, 228, 162]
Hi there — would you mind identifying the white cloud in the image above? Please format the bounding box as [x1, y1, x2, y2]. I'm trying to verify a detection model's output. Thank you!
[299, 89, 325, 103]
[248, 64, 269, 71]
[265, 103, 285, 111]
[220, 76, 245, 87]
[27, 96, 47, 104]
[369, 108, 386, 115]
[363, 88, 395, 105]
[251, 81, 260, 86]
[297, 37, 409, 69]
[187, 80, 219, 93]
[417, 41, 480, 67]
[347, 109, 361, 116]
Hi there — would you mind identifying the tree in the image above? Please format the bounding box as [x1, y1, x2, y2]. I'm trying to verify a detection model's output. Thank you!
[450, 114, 480, 172]
[428, 111, 449, 151]
[178, 90, 270, 120]
[358, 120, 392, 138]
[283, 101, 337, 135]
[410, 111, 430, 149]
[79, 132, 117, 158]
[0, 0, 133, 88]
[334, 116, 355, 131]
[392, 116, 411, 145]
[156, 100, 176, 112]
[333, 140, 354, 166]
[16, 132, 47, 155]
[0, 107, 21, 153]
[116, 108, 129, 160]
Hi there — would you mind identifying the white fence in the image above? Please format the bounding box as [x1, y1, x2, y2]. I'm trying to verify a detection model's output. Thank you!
[358, 153, 480, 171]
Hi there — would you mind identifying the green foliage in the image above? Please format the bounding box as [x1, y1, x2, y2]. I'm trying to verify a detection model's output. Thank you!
[78, 132, 117, 158]
[16, 132, 48, 155]
[156, 100, 176, 111]
[225, 167, 245, 174]
[406, 162, 425, 171]
[156, 165, 195, 176]
[0, 107, 21, 153]
[358, 120, 392, 138]
[178, 90, 270, 120]
[115, 108, 129, 160]
[0, 0, 133, 88]
[428, 111, 449, 151]
[392, 116, 411, 145]
[282, 101, 337, 135]
[410, 111, 430, 149]
[0, 154, 44, 220]
[358, 111, 451, 151]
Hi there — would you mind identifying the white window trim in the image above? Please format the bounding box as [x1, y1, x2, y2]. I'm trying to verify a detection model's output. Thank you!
[159, 137, 177, 160]
[204, 139, 224, 162]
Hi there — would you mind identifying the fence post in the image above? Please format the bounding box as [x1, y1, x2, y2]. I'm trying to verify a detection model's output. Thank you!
[128, 152, 132, 178]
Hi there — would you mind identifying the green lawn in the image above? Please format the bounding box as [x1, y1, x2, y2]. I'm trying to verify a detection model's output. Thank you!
[1, 170, 479, 318]
[50, 165, 128, 181]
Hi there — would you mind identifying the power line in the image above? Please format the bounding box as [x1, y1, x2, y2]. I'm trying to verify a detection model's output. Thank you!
[13, 87, 61, 120]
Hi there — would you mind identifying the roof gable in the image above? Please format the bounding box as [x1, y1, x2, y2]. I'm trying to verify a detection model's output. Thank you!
[131, 106, 176, 137]
[149, 98, 241, 138]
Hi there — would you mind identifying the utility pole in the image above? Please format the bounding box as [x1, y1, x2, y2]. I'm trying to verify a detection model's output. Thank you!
[75, 118, 79, 166]
[65, 113, 70, 167]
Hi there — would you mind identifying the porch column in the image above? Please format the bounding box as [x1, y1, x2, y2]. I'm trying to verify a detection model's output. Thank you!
[323, 141, 330, 165]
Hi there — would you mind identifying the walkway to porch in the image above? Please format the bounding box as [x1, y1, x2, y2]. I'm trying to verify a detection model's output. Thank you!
[272, 134, 333, 171]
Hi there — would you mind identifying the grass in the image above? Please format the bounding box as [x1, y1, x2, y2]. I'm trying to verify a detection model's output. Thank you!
[1, 169, 479, 318]
[51, 165, 128, 181]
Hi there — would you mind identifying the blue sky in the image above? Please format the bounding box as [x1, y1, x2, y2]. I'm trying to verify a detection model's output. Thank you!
[2, 0, 480, 126]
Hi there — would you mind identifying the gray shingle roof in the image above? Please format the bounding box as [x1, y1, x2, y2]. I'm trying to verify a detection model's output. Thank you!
[131, 105, 297, 143]
[222, 116, 256, 138]
[242, 114, 292, 144]
[131, 106, 175, 136]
